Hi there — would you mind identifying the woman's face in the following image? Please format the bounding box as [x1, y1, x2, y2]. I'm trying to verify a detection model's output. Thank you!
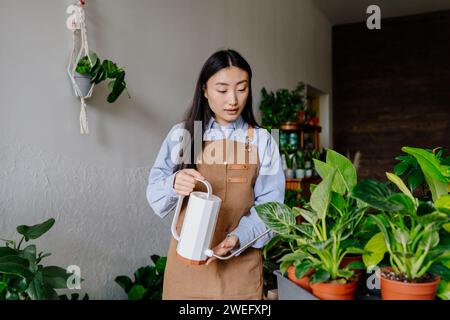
[203, 66, 249, 126]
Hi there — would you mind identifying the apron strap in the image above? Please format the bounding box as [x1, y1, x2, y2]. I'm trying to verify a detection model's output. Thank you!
[245, 125, 254, 151]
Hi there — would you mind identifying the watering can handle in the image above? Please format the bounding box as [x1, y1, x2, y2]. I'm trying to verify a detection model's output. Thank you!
[171, 178, 212, 241]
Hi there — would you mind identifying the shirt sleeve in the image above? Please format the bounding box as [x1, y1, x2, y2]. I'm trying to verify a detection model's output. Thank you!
[146, 123, 183, 218]
[229, 129, 285, 251]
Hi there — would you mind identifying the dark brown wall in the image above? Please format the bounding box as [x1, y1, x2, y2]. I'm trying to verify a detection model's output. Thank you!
[333, 10, 450, 180]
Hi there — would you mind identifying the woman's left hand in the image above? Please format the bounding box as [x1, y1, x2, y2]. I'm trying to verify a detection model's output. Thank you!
[206, 235, 240, 265]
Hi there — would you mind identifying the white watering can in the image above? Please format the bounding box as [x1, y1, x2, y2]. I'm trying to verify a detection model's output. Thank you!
[171, 179, 270, 265]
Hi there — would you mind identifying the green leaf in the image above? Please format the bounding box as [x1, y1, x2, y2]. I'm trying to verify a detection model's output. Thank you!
[386, 172, 416, 205]
[407, 168, 424, 191]
[0, 255, 32, 280]
[326, 149, 357, 194]
[128, 284, 146, 300]
[336, 268, 354, 280]
[309, 268, 330, 284]
[26, 272, 45, 300]
[42, 266, 70, 289]
[294, 207, 318, 225]
[402, 147, 450, 182]
[417, 212, 449, 227]
[154, 256, 167, 275]
[352, 179, 402, 212]
[429, 263, 450, 281]
[436, 195, 450, 215]
[424, 170, 448, 203]
[444, 223, 450, 233]
[310, 170, 336, 219]
[387, 193, 416, 215]
[394, 161, 409, 176]
[16, 218, 55, 241]
[345, 261, 366, 270]
[363, 232, 387, 268]
[0, 247, 18, 258]
[295, 261, 314, 279]
[19, 244, 36, 264]
[437, 280, 450, 300]
[344, 247, 366, 255]
[394, 229, 411, 246]
[330, 192, 346, 215]
[255, 202, 296, 236]
[402, 147, 450, 201]
[115, 276, 133, 293]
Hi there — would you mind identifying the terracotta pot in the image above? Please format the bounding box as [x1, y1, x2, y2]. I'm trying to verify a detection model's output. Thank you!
[340, 255, 362, 269]
[379, 267, 441, 300]
[287, 265, 313, 293]
[310, 280, 358, 300]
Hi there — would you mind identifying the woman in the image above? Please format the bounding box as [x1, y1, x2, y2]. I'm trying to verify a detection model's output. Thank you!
[147, 49, 285, 300]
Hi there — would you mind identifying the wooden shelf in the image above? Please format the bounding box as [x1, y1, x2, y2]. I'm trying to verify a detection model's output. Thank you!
[281, 124, 321, 133]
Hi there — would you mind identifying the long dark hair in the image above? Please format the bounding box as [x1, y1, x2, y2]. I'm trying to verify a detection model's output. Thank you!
[174, 49, 260, 172]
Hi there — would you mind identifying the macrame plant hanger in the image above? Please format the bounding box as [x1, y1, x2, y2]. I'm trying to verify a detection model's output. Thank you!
[66, 0, 93, 134]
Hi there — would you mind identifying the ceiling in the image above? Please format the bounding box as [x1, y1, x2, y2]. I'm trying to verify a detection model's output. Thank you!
[313, 0, 450, 25]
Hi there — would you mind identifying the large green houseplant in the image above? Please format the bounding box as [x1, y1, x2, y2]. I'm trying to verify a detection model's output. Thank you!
[0, 218, 84, 300]
[353, 146, 450, 300]
[256, 150, 370, 300]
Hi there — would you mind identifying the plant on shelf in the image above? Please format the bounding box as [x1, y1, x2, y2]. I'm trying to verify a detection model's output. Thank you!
[255, 150, 371, 300]
[259, 82, 306, 130]
[115, 254, 166, 300]
[76, 51, 130, 103]
[295, 150, 306, 179]
[259, 88, 279, 131]
[352, 146, 450, 300]
[283, 150, 295, 179]
[0, 218, 85, 300]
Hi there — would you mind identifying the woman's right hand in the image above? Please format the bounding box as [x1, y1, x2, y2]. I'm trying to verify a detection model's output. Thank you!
[173, 169, 205, 196]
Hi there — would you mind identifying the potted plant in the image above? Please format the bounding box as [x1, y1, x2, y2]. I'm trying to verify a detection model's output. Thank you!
[284, 150, 295, 179]
[352, 146, 450, 300]
[304, 151, 313, 178]
[259, 82, 306, 131]
[75, 51, 130, 103]
[295, 150, 305, 179]
[256, 150, 370, 300]
[115, 255, 166, 300]
[0, 218, 86, 300]
[259, 87, 279, 131]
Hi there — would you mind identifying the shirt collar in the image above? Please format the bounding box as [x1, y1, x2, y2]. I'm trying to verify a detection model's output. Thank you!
[206, 115, 245, 131]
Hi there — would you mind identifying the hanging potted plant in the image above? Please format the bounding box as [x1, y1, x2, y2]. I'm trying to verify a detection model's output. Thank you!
[352, 146, 450, 300]
[75, 52, 130, 103]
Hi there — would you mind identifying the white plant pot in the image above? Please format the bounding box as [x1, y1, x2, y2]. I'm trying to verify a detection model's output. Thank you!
[73, 72, 93, 97]
[285, 169, 294, 179]
[295, 169, 305, 179]
[305, 169, 313, 178]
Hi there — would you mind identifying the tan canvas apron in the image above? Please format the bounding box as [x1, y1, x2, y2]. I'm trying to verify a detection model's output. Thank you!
[163, 126, 264, 300]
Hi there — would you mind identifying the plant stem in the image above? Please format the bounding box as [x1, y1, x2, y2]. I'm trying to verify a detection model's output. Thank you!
[17, 236, 24, 250]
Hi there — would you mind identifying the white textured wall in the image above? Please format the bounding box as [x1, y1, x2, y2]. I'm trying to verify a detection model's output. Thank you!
[0, 0, 331, 299]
